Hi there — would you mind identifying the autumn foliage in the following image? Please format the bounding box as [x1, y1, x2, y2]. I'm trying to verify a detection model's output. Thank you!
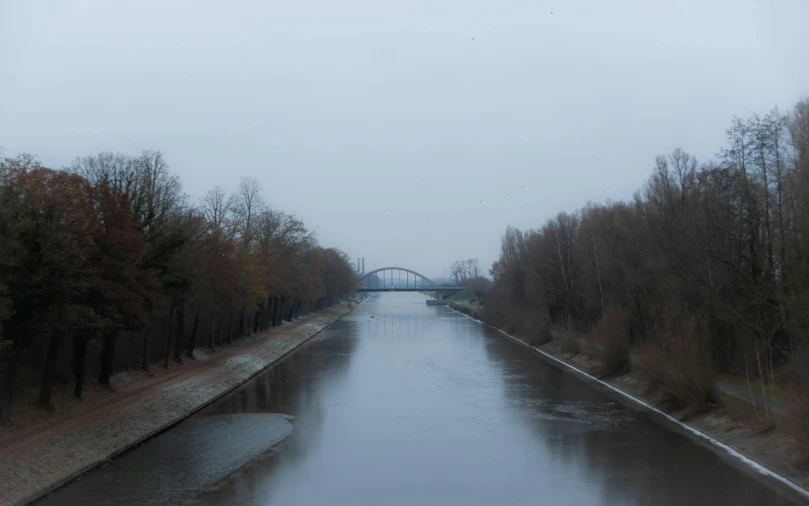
[0, 152, 357, 425]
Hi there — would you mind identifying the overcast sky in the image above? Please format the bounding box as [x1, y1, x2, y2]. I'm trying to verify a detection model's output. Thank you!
[3, 0, 809, 279]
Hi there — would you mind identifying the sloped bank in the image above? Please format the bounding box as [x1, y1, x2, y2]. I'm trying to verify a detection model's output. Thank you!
[448, 301, 809, 503]
[0, 305, 354, 506]
[449, 301, 482, 319]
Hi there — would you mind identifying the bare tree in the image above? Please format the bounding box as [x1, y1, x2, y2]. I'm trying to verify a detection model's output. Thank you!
[233, 176, 264, 248]
[200, 186, 233, 235]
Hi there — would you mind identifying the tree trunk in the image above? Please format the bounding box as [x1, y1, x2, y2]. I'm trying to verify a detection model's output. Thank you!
[186, 306, 200, 358]
[208, 308, 217, 349]
[38, 333, 64, 409]
[271, 297, 279, 326]
[228, 310, 234, 344]
[141, 330, 150, 372]
[217, 307, 224, 346]
[72, 335, 87, 399]
[263, 295, 273, 329]
[164, 305, 175, 368]
[0, 344, 21, 426]
[287, 299, 295, 322]
[174, 303, 186, 364]
[99, 331, 117, 387]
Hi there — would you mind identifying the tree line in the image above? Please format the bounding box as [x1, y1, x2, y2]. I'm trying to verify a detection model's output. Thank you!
[0, 151, 358, 425]
[449, 258, 481, 285]
[485, 98, 809, 411]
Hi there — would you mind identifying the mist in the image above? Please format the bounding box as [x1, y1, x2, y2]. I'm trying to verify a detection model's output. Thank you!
[3, 0, 808, 277]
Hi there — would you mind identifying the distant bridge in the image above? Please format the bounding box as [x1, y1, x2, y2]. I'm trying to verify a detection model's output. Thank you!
[357, 266, 463, 297]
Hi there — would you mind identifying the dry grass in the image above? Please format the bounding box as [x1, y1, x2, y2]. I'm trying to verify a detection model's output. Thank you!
[637, 310, 719, 412]
[560, 332, 582, 355]
[522, 316, 552, 346]
[592, 306, 631, 377]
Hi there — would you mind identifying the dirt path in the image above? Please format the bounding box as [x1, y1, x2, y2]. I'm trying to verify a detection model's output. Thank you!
[0, 306, 352, 506]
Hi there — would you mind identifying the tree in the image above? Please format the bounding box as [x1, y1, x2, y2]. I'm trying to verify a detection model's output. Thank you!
[0, 157, 96, 420]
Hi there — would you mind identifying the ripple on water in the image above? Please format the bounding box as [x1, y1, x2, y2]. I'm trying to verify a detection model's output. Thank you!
[516, 399, 634, 429]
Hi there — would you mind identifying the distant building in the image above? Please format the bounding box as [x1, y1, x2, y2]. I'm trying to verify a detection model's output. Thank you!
[361, 257, 365, 275]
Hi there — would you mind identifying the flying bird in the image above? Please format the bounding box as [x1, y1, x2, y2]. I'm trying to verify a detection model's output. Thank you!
[551, 11, 553, 14]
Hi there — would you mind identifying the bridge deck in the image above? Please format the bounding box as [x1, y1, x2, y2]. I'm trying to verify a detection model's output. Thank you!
[357, 287, 463, 292]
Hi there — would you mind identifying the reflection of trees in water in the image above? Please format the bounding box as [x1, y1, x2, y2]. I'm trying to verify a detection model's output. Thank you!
[478, 327, 799, 506]
[191, 324, 361, 504]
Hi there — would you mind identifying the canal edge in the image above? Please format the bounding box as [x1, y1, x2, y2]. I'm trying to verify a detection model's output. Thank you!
[447, 305, 809, 503]
[4, 300, 366, 506]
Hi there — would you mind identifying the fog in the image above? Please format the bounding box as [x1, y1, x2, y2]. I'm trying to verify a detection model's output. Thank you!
[3, 0, 808, 278]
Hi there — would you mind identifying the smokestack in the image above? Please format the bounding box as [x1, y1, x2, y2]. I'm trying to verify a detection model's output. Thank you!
[357, 258, 361, 273]
[362, 257, 365, 274]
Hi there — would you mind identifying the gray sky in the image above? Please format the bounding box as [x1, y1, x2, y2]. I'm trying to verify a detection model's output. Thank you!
[3, 0, 809, 279]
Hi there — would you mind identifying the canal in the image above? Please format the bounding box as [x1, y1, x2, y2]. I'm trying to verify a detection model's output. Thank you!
[39, 292, 803, 505]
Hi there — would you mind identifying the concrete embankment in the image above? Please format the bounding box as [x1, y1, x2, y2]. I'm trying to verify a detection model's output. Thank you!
[0, 305, 353, 506]
[449, 301, 809, 502]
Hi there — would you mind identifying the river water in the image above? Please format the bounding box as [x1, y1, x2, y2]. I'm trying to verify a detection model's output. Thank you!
[39, 292, 804, 505]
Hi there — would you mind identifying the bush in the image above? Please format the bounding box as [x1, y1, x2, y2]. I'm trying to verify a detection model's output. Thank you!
[637, 309, 719, 411]
[593, 306, 631, 377]
[521, 314, 552, 346]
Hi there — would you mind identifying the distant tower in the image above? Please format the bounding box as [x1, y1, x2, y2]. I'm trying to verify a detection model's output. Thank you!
[361, 257, 365, 274]
[357, 258, 361, 273]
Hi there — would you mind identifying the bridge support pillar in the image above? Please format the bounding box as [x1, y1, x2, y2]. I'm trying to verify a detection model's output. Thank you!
[437, 291, 444, 301]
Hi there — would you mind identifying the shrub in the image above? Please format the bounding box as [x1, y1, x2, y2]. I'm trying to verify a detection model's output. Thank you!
[638, 309, 719, 411]
[521, 314, 552, 346]
[593, 306, 631, 377]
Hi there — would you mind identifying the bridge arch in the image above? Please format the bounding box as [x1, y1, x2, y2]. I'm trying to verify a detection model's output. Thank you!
[358, 267, 435, 287]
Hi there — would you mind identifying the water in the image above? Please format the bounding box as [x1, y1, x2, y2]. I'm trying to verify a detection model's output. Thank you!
[39, 292, 804, 505]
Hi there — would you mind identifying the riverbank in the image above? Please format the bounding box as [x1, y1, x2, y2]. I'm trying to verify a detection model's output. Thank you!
[449, 301, 809, 501]
[0, 304, 353, 506]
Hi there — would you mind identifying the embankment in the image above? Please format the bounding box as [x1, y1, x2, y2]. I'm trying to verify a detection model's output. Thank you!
[0, 305, 353, 506]
[449, 301, 809, 502]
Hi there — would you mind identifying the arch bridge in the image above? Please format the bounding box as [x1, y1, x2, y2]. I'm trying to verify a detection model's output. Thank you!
[357, 266, 463, 298]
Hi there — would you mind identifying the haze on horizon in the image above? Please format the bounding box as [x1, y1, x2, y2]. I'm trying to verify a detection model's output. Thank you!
[3, 0, 808, 278]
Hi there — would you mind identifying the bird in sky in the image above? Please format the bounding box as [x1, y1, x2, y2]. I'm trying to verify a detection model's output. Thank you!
[551, 11, 554, 15]
[480, 200, 483, 203]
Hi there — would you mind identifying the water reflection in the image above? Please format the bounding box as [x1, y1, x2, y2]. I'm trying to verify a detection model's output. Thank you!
[41, 292, 805, 506]
[477, 322, 797, 505]
[35, 414, 292, 506]
[192, 292, 802, 506]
